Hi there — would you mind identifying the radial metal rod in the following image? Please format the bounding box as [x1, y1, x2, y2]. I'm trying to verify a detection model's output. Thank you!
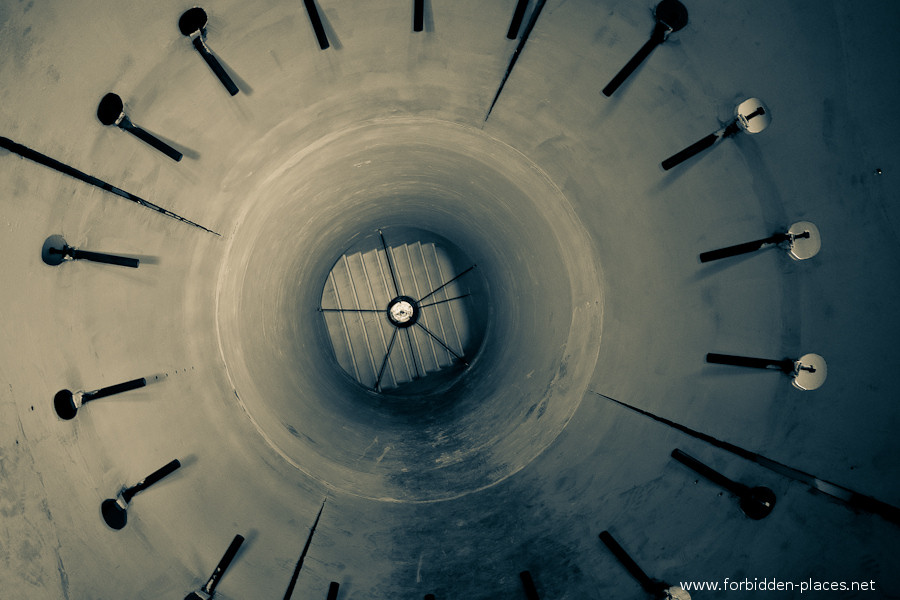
[706, 352, 795, 373]
[603, 33, 663, 97]
[303, 0, 331, 49]
[0, 137, 219, 235]
[123, 459, 182, 503]
[699, 232, 789, 263]
[598, 531, 667, 596]
[507, 0, 529, 39]
[126, 124, 183, 160]
[179, 7, 239, 96]
[662, 99, 769, 170]
[318, 307, 383, 313]
[54, 377, 147, 421]
[378, 229, 401, 296]
[374, 328, 398, 391]
[602, 0, 688, 97]
[405, 329, 421, 378]
[66, 247, 139, 268]
[191, 37, 239, 96]
[84, 377, 147, 401]
[671, 449, 776, 520]
[44, 235, 139, 268]
[416, 321, 467, 365]
[661, 129, 728, 170]
[672, 448, 744, 496]
[284, 499, 327, 600]
[419, 293, 471, 309]
[413, 0, 424, 32]
[186, 534, 245, 600]
[101, 459, 181, 530]
[593, 391, 900, 525]
[97, 93, 183, 161]
[605, 36, 662, 97]
[485, 0, 548, 122]
[699, 231, 809, 263]
[520, 570, 541, 600]
[326, 582, 340, 600]
[418, 265, 476, 303]
[46, 239, 139, 268]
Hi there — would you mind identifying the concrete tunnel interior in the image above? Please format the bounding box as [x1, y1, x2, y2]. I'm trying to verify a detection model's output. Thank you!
[1, 0, 899, 598]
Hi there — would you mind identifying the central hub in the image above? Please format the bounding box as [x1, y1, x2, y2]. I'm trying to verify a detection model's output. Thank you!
[387, 295, 419, 328]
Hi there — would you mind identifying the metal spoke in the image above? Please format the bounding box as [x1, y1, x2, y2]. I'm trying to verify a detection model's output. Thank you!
[283, 499, 326, 600]
[417, 264, 476, 303]
[416, 322, 467, 366]
[419, 294, 470, 309]
[374, 328, 398, 391]
[404, 329, 421, 378]
[484, 0, 548, 122]
[378, 229, 400, 296]
[318, 307, 383, 313]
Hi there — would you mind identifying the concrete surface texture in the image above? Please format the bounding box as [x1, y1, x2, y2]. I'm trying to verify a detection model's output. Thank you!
[0, 0, 898, 598]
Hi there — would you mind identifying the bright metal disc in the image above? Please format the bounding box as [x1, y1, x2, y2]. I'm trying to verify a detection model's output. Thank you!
[792, 353, 827, 390]
[735, 97, 771, 133]
[787, 221, 821, 260]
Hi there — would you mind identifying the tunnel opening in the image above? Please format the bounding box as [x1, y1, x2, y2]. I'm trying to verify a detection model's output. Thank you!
[319, 226, 488, 396]
[215, 118, 603, 501]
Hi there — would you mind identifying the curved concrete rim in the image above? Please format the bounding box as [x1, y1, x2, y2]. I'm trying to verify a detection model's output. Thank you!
[214, 117, 605, 502]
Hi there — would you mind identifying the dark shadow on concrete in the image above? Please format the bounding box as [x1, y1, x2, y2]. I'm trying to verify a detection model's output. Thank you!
[139, 128, 200, 161]
[316, 1, 342, 50]
[689, 245, 770, 281]
[124, 254, 160, 265]
[177, 453, 200, 472]
[595, 75, 627, 124]
[424, 0, 435, 33]
[211, 49, 253, 95]
[700, 364, 787, 379]
[652, 118, 734, 192]
[732, 132, 788, 226]
[240, 528, 259, 556]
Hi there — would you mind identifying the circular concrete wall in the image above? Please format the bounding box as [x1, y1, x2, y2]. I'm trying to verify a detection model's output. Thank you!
[2, 1, 899, 599]
[216, 118, 604, 501]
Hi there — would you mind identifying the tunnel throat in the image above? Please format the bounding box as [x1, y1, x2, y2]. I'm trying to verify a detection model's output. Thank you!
[319, 227, 484, 394]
